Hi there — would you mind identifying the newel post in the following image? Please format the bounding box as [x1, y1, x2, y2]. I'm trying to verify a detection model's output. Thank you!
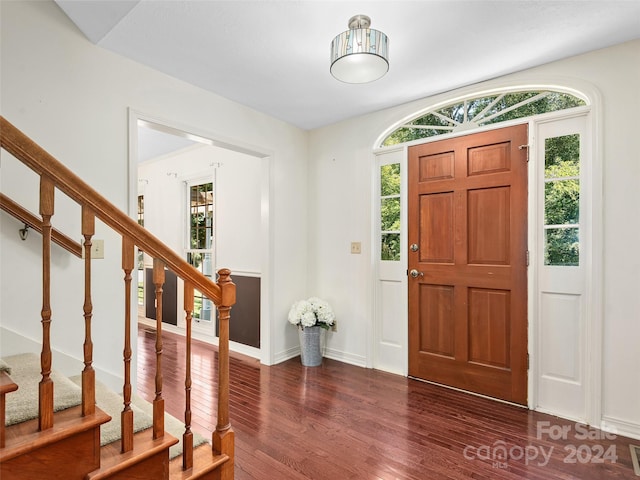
[213, 268, 235, 480]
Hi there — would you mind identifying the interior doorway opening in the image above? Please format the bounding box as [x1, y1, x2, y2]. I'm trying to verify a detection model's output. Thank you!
[128, 111, 272, 363]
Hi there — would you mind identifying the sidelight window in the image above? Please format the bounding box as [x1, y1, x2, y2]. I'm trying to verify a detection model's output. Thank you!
[543, 134, 580, 266]
[380, 163, 401, 261]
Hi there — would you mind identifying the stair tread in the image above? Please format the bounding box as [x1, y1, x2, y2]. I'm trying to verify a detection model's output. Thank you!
[87, 428, 179, 480]
[0, 405, 111, 462]
[169, 443, 229, 480]
[0, 371, 18, 395]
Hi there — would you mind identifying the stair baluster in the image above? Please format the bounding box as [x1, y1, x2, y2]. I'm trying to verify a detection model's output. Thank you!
[183, 282, 194, 470]
[152, 258, 165, 440]
[82, 206, 96, 416]
[121, 236, 135, 452]
[39, 175, 55, 431]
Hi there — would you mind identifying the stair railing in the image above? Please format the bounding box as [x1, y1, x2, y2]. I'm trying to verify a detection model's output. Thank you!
[0, 116, 234, 478]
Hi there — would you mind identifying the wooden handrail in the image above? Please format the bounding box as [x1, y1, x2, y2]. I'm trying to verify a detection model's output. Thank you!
[0, 193, 82, 258]
[2, 116, 235, 476]
[0, 116, 223, 305]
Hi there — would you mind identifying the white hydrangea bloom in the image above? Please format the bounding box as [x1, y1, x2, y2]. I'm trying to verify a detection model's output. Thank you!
[289, 297, 336, 330]
[288, 300, 313, 326]
[300, 310, 316, 327]
[308, 297, 335, 327]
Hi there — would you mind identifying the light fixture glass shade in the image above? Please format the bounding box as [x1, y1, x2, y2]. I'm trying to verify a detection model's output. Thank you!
[330, 15, 389, 84]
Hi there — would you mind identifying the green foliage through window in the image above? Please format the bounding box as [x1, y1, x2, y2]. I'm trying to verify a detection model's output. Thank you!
[381, 164, 400, 196]
[381, 234, 400, 261]
[380, 164, 401, 261]
[544, 134, 580, 266]
[190, 183, 214, 252]
[381, 198, 400, 231]
[545, 228, 579, 266]
[137, 195, 144, 305]
[382, 91, 585, 147]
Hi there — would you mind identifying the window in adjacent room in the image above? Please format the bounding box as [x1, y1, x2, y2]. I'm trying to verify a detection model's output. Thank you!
[186, 181, 215, 321]
[137, 194, 144, 306]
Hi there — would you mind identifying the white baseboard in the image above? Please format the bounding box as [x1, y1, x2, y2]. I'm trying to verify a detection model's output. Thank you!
[324, 347, 367, 368]
[601, 415, 640, 441]
[273, 346, 300, 365]
[137, 317, 261, 359]
[272, 345, 368, 368]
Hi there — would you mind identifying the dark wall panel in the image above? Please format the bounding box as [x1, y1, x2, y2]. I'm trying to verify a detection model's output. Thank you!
[144, 268, 178, 326]
[217, 274, 260, 348]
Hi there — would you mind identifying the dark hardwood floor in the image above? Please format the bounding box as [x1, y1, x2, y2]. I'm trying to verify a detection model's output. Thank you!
[136, 326, 638, 479]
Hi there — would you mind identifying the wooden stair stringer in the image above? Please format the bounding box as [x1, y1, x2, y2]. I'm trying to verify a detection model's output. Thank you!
[86, 428, 179, 480]
[168, 442, 229, 480]
[0, 405, 111, 480]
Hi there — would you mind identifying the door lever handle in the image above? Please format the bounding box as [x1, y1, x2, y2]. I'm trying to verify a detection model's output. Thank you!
[409, 269, 424, 278]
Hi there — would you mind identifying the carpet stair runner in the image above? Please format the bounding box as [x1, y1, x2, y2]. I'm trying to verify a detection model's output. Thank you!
[1, 353, 209, 479]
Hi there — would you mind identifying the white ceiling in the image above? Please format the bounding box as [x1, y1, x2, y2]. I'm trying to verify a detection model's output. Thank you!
[137, 123, 199, 163]
[55, 1, 640, 131]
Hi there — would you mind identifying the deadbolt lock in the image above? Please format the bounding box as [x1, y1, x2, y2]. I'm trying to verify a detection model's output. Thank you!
[410, 243, 419, 252]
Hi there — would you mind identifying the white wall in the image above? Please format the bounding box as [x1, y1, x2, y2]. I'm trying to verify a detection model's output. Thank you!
[0, 1, 308, 379]
[309, 40, 640, 437]
[214, 149, 262, 274]
[2, 0, 638, 439]
[138, 149, 190, 259]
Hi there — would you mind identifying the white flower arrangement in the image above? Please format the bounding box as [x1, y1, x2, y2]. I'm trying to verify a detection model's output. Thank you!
[288, 297, 335, 330]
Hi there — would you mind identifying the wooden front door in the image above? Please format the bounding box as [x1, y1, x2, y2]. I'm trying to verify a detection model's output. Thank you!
[408, 124, 528, 405]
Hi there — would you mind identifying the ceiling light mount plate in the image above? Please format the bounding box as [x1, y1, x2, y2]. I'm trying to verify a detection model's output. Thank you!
[348, 15, 371, 29]
[330, 14, 389, 84]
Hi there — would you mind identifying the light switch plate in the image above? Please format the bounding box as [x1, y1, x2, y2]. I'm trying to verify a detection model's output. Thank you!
[82, 239, 104, 259]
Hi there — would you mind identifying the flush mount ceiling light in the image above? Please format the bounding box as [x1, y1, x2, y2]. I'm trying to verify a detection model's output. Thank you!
[330, 15, 389, 84]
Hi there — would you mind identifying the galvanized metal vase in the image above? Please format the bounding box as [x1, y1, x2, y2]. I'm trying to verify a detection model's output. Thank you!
[298, 325, 325, 366]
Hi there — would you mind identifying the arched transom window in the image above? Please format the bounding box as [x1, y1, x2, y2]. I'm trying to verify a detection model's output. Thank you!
[381, 90, 586, 147]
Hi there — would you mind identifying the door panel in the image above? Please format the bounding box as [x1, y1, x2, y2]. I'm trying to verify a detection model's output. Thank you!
[468, 287, 510, 368]
[408, 124, 528, 405]
[419, 284, 455, 357]
[467, 187, 510, 265]
[420, 193, 454, 263]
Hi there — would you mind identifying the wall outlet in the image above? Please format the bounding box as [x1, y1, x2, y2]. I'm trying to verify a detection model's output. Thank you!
[350, 242, 361, 254]
[82, 239, 104, 259]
